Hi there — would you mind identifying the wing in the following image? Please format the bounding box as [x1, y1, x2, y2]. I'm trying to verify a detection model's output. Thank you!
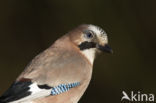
[0, 79, 53, 103]
[0, 80, 32, 103]
[17, 46, 91, 87]
[0, 80, 80, 103]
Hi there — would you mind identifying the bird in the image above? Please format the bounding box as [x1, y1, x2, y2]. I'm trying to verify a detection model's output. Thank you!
[0, 24, 112, 103]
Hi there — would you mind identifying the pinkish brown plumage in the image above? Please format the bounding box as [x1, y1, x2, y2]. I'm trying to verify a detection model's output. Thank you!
[0, 24, 112, 103]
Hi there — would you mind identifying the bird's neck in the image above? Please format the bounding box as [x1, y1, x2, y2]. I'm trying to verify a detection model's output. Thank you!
[53, 36, 96, 65]
[81, 48, 96, 65]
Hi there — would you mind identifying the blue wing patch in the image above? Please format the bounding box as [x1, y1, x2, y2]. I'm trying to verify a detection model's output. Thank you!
[51, 82, 80, 95]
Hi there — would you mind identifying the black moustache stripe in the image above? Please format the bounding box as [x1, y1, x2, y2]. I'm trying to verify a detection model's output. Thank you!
[78, 41, 96, 50]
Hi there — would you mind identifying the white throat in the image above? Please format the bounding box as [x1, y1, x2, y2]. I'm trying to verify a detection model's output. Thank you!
[81, 48, 96, 65]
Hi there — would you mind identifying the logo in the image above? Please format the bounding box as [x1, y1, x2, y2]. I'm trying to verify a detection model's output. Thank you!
[121, 91, 155, 102]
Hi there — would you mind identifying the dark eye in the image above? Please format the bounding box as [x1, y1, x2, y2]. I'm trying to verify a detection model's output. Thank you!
[85, 31, 94, 39]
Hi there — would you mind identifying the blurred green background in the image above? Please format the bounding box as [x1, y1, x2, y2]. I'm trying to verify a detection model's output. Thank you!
[0, 0, 156, 103]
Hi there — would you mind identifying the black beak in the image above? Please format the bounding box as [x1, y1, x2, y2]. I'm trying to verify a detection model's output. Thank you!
[96, 44, 113, 53]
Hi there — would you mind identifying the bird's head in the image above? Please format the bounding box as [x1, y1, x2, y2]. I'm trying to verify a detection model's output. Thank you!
[69, 24, 113, 64]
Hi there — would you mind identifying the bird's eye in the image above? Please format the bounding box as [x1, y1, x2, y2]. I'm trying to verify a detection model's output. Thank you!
[85, 31, 94, 39]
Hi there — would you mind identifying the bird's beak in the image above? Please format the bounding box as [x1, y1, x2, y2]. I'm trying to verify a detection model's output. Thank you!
[96, 44, 113, 53]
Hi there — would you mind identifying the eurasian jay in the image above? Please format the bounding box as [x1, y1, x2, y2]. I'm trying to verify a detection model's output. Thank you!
[0, 24, 112, 103]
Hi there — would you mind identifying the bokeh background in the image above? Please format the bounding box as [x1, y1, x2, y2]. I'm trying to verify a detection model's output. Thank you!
[0, 0, 156, 103]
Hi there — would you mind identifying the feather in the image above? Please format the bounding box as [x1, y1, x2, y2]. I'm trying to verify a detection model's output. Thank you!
[0, 81, 32, 103]
[0, 81, 80, 103]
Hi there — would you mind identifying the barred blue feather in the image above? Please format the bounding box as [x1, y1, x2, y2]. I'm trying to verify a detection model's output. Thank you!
[51, 82, 80, 95]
